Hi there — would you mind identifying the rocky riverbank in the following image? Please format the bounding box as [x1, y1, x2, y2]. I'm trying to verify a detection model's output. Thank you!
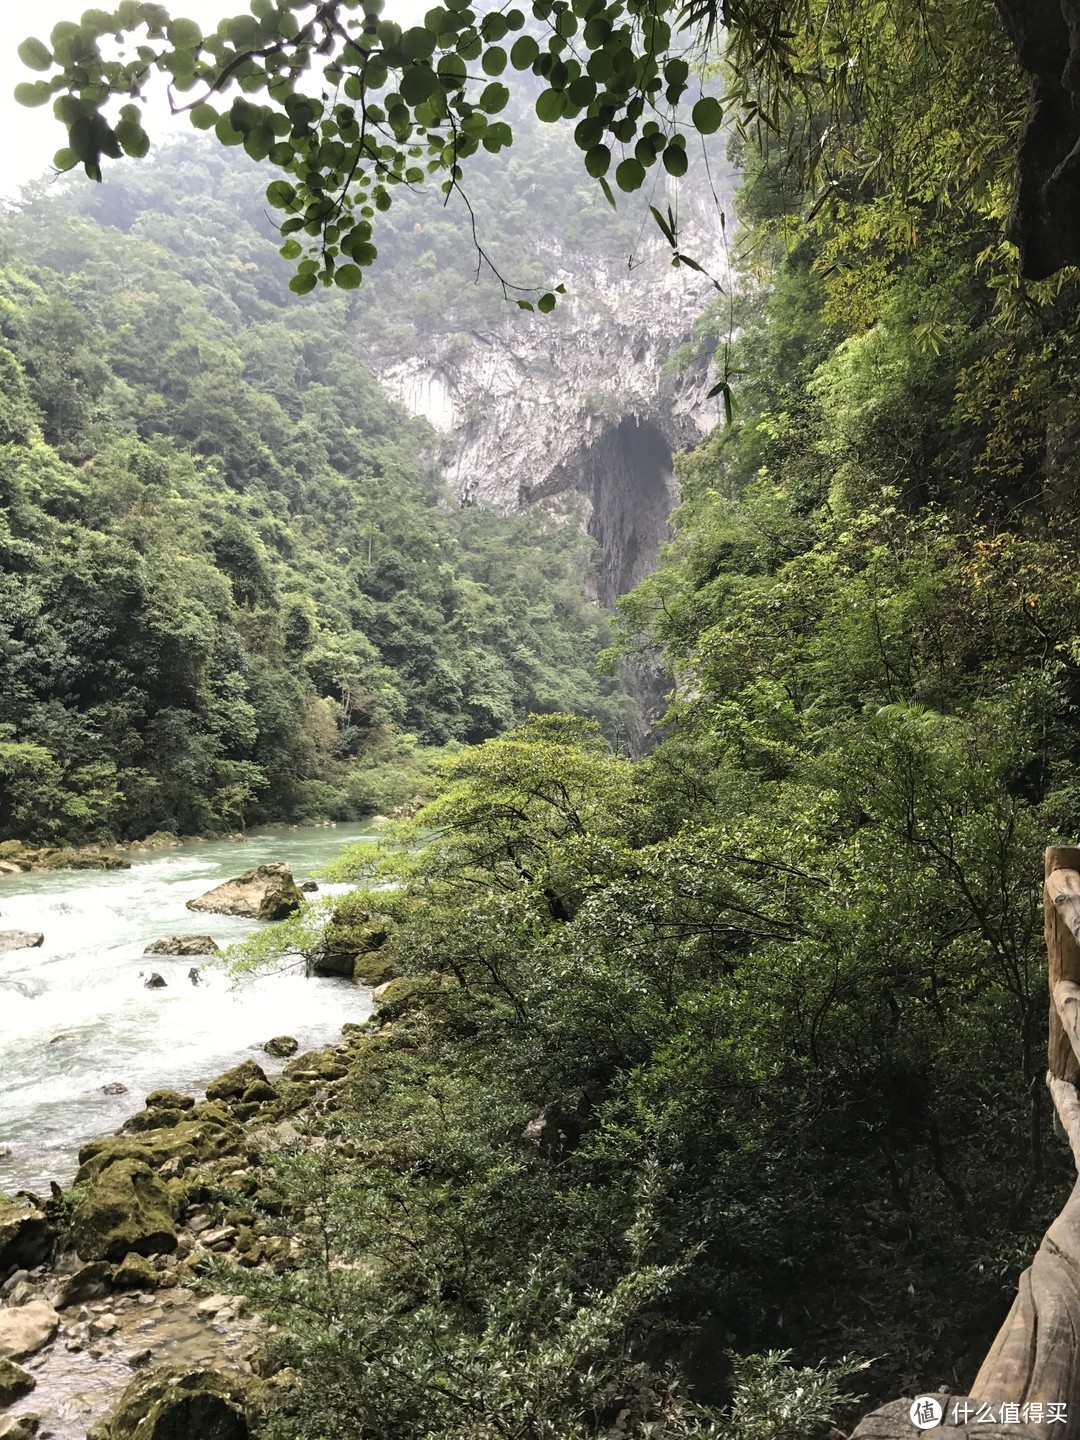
[0, 994, 408, 1440]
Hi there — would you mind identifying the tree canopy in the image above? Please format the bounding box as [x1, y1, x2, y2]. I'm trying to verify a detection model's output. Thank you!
[16, 0, 1069, 301]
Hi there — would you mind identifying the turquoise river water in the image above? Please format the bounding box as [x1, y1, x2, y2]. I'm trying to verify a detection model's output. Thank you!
[0, 824, 382, 1193]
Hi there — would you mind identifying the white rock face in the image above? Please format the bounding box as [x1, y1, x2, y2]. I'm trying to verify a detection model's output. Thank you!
[362, 189, 731, 607]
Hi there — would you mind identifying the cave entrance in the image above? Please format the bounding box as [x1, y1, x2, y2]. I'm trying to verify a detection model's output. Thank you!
[581, 417, 675, 607]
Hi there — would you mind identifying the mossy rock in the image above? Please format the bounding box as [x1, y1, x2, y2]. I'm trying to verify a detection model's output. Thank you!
[205, 1060, 268, 1103]
[122, 1108, 190, 1135]
[0, 1415, 41, 1440]
[76, 1117, 241, 1186]
[281, 1048, 348, 1082]
[372, 975, 421, 1018]
[113, 1251, 158, 1290]
[352, 951, 398, 986]
[0, 1357, 35, 1406]
[262, 1036, 297, 1058]
[0, 1196, 53, 1272]
[70, 1159, 178, 1262]
[241, 1080, 277, 1105]
[94, 1366, 248, 1440]
[56, 1260, 114, 1308]
[146, 1091, 195, 1112]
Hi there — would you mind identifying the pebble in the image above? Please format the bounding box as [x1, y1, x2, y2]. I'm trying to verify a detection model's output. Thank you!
[88, 1313, 118, 1338]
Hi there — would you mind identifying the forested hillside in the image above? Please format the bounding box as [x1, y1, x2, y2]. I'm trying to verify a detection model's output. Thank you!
[178, 5, 1080, 1437]
[0, 147, 627, 843]
[9, 2, 1080, 1439]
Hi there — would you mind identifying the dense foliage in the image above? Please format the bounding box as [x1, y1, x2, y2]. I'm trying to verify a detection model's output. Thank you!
[205, 8, 1080, 1438]
[0, 147, 626, 842]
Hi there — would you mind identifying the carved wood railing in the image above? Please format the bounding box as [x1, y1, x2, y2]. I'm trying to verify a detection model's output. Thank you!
[852, 848, 1080, 1438]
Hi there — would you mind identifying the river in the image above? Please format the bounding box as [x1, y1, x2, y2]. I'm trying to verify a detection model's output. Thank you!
[0, 824, 380, 1194]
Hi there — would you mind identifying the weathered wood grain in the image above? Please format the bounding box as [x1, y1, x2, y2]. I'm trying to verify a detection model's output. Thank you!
[1045, 850, 1080, 1083]
[968, 1179, 1080, 1433]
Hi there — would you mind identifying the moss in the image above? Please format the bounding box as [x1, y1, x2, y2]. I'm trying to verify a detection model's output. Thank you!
[113, 1251, 158, 1290]
[352, 951, 398, 986]
[0, 1196, 53, 1271]
[93, 1366, 248, 1440]
[0, 1357, 35, 1406]
[205, 1061, 269, 1103]
[70, 1159, 178, 1262]
[373, 976, 421, 1019]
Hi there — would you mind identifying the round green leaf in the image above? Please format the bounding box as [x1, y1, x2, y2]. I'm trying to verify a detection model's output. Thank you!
[188, 102, 216, 131]
[17, 37, 52, 72]
[662, 141, 688, 176]
[52, 147, 77, 171]
[334, 263, 364, 289]
[267, 179, 297, 208]
[479, 82, 509, 113]
[279, 238, 302, 259]
[574, 116, 603, 148]
[482, 46, 507, 75]
[14, 82, 52, 108]
[400, 64, 439, 105]
[568, 75, 596, 107]
[537, 291, 557, 313]
[584, 143, 610, 177]
[615, 157, 645, 191]
[400, 26, 436, 59]
[535, 89, 565, 122]
[510, 34, 539, 68]
[288, 271, 318, 295]
[115, 119, 150, 158]
[167, 17, 202, 48]
[691, 96, 723, 135]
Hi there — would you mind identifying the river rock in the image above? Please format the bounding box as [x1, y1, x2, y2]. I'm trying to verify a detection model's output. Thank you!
[90, 1365, 249, 1440]
[0, 933, 43, 956]
[0, 1199, 53, 1274]
[143, 973, 167, 989]
[76, 1109, 242, 1184]
[0, 1357, 35, 1405]
[262, 1036, 298, 1058]
[145, 1091, 195, 1112]
[186, 862, 302, 922]
[205, 1060, 268, 1103]
[0, 1415, 40, 1439]
[143, 936, 222, 957]
[101, 1083, 128, 1096]
[0, 1300, 58, 1361]
[127, 833, 181, 853]
[55, 1261, 113, 1308]
[70, 1159, 178, 1262]
[113, 1251, 157, 1291]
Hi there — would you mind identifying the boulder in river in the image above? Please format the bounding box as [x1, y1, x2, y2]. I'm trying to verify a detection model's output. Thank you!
[0, 1300, 58, 1361]
[0, 1415, 42, 1439]
[101, 1083, 128, 1096]
[143, 936, 221, 957]
[262, 1035, 298, 1058]
[89, 1365, 248, 1440]
[186, 861, 303, 921]
[143, 973, 167, 989]
[0, 932, 43, 956]
[70, 1158, 178, 1262]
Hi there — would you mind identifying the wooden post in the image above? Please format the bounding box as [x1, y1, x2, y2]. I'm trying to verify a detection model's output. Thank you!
[1045, 847, 1080, 1084]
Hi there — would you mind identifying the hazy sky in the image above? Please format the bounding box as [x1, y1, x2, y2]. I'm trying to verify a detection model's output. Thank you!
[0, 1, 246, 195]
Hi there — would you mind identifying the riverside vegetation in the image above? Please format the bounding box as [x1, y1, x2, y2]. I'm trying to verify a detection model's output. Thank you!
[7, 1, 1080, 1438]
[0, 147, 627, 845]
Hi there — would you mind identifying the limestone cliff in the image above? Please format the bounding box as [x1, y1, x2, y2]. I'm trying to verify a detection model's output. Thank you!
[356, 172, 732, 608]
